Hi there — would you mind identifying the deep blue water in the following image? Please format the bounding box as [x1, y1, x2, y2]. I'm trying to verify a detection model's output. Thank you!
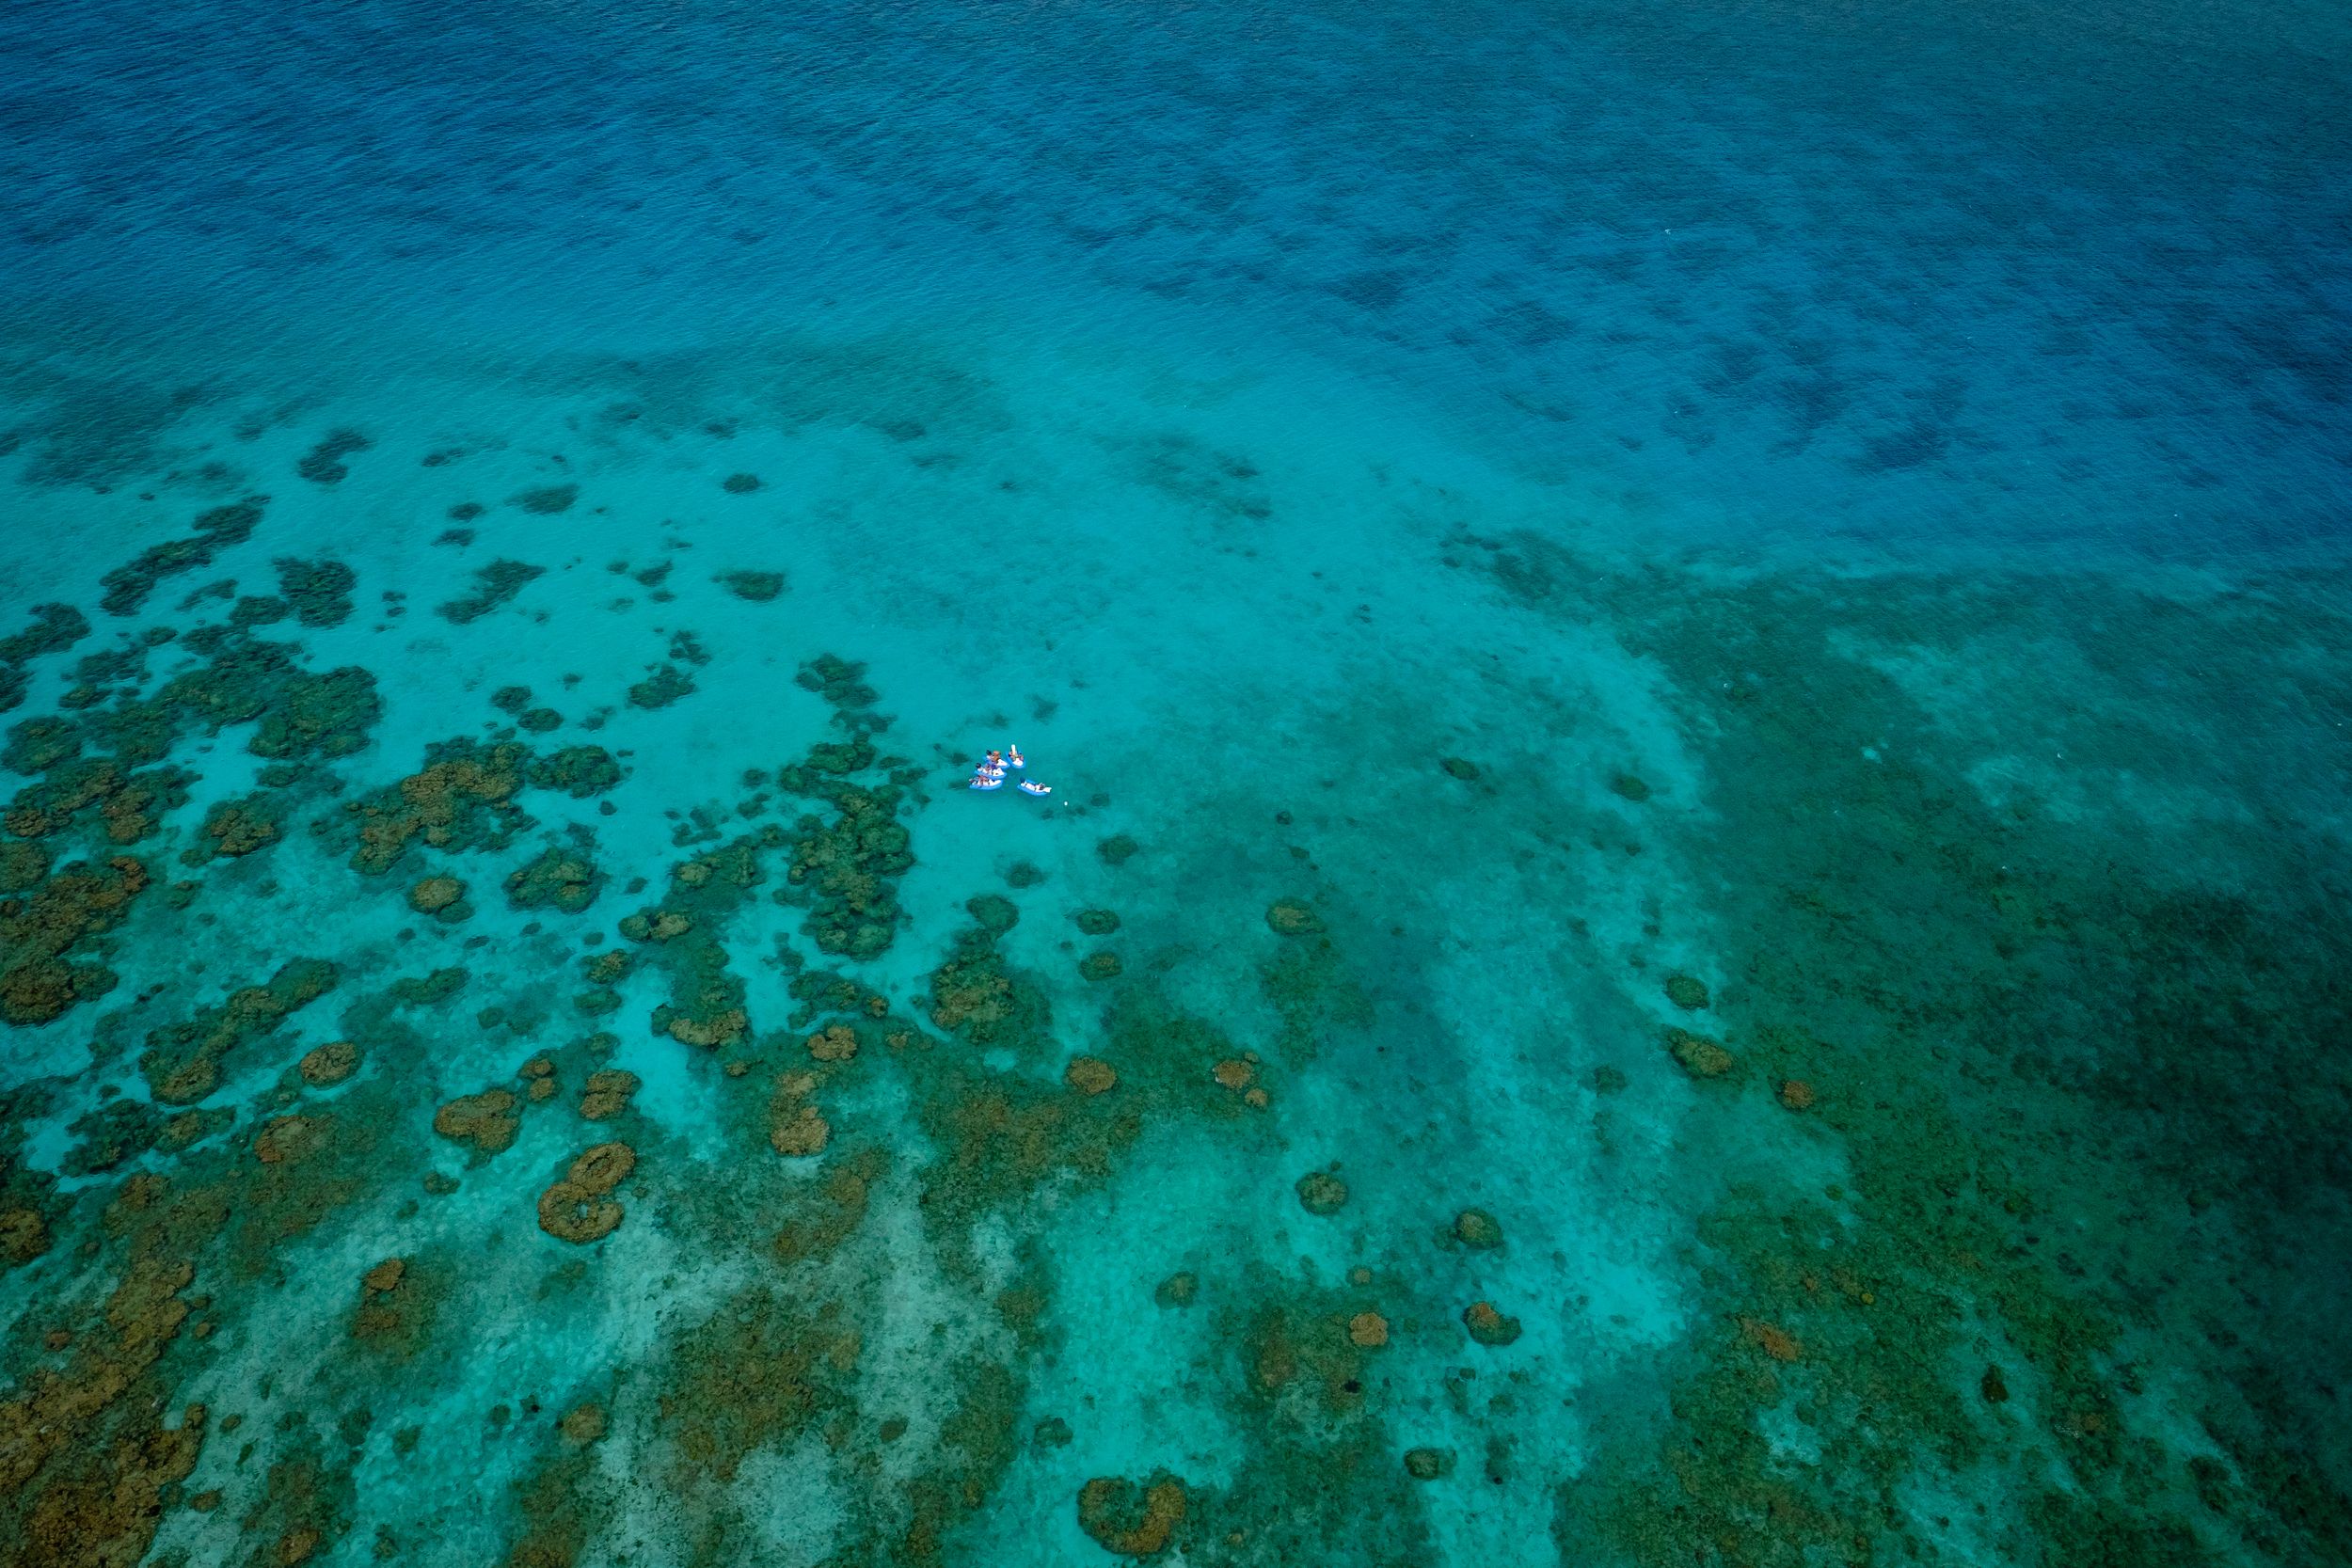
[2, 4, 2349, 1566]
[7, 0, 2348, 553]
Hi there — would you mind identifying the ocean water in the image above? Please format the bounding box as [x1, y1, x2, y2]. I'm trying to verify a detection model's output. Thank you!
[1, 0, 2347, 1563]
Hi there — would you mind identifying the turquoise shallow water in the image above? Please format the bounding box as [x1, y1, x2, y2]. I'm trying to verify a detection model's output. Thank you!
[1, 2, 2348, 1565]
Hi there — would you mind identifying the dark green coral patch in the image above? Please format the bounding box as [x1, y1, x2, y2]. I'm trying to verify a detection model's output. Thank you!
[0, 853, 148, 1026]
[627, 663, 695, 709]
[2, 756, 194, 843]
[3, 717, 79, 775]
[510, 483, 578, 515]
[965, 895, 1019, 934]
[529, 746, 621, 797]
[1610, 773, 1651, 801]
[517, 707, 563, 733]
[0, 602, 90, 666]
[437, 559, 546, 624]
[98, 502, 265, 615]
[491, 686, 532, 714]
[718, 569, 785, 601]
[180, 791, 285, 866]
[342, 737, 535, 875]
[783, 776, 912, 958]
[794, 653, 877, 711]
[296, 427, 372, 485]
[1097, 833, 1139, 865]
[137, 957, 339, 1102]
[505, 843, 605, 914]
[1440, 757, 1479, 781]
[389, 967, 469, 1006]
[721, 472, 762, 493]
[1073, 908, 1120, 935]
[1664, 974, 1710, 1009]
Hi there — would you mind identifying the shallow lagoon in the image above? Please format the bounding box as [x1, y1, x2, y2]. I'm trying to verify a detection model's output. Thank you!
[1, 1, 2347, 1564]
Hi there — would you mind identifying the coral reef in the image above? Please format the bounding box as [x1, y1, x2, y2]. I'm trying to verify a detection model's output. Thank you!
[1073, 908, 1120, 936]
[437, 559, 547, 624]
[1154, 1273, 1197, 1308]
[433, 1089, 519, 1158]
[1264, 898, 1323, 936]
[407, 875, 464, 912]
[181, 791, 283, 865]
[782, 775, 912, 958]
[1403, 1448, 1453, 1481]
[627, 663, 695, 709]
[299, 1041, 359, 1086]
[1778, 1078, 1817, 1110]
[1666, 1026, 1735, 1078]
[296, 428, 372, 484]
[718, 569, 786, 601]
[1079, 951, 1122, 981]
[1295, 1171, 1348, 1215]
[1611, 773, 1651, 801]
[98, 500, 262, 616]
[1064, 1057, 1118, 1096]
[1348, 1312, 1390, 1347]
[529, 746, 621, 797]
[537, 1142, 636, 1243]
[1, 854, 148, 1026]
[1462, 1302, 1522, 1346]
[1097, 833, 1140, 865]
[343, 738, 532, 874]
[1665, 974, 1710, 1009]
[505, 845, 604, 913]
[273, 557, 357, 626]
[136, 957, 338, 1102]
[579, 1069, 640, 1120]
[1454, 1209, 1503, 1249]
[511, 485, 578, 514]
[1440, 757, 1479, 780]
[808, 1024, 859, 1062]
[1077, 1475, 1188, 1556]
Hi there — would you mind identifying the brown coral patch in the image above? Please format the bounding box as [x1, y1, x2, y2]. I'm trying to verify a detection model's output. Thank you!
[1212, 1059, 1254, 1089]
[298, 1041, 358, 1086]
[1064, 1056, 1117, 1096]
[252, 1115, 329, 1165]
[1348, 1311, 1390, 1348]
[668, 1006, 746, 1048]
[807, 1023, 858, 1062]
[0, 854, 149, 1026]
[770, 1105, 831, 1157]
[1739, 1315, 1802, 1362]
[1264, 898, 1323, 936]
[1454, 1208, 1503, 1248]
[1463, 1301, 1522, 1346]
[1077, 1475, 1188, 1557]
[362, 1258, 406, 1293]
[2, 1206, 52, 1263]
[579, 1069, 641, 1121]
[1243, 1086, 1267, 1108]
[348, 742, 529, 875]
[559, 1403, 608, 1444]
[1778, 1078, 1817, 1110]
[537, 1180, 623, 1244]
[433, 1089, 519, 1156]
[1665, 1026, 1734, 1078]
[568, 1142, 636, 1194]
[1295, 1171, 1347, 1215]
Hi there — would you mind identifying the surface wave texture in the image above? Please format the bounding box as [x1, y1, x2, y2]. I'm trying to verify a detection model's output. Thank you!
[0, 0, 2346, 1564]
